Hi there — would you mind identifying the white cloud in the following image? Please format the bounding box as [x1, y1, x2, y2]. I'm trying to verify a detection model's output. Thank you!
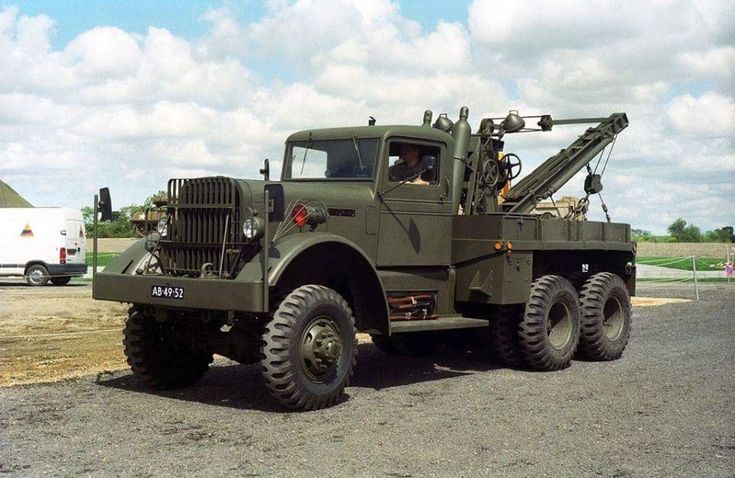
[679, 47, 735, 79]
[666, 92, 735, 136]
[0, 1, 733, 234]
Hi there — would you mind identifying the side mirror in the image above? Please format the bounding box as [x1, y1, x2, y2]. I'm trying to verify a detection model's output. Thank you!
[98, 187, 112, 221]
[421, 155, 437, 181]
[260, 158, 270, 181]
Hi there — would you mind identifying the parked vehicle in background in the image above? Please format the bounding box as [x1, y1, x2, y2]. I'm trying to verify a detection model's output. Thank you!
[0, 208, 87, 285]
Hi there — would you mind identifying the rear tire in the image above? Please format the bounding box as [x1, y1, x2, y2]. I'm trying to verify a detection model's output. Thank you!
[261, 285, 357, 410]
[123, 307, 213, 389]
[489, 307, 526, 368]
[577, 272, 632, 361]
[518, 275, 580, 371]
[25, 264, 50, 286]
[50, 276, 71, 286]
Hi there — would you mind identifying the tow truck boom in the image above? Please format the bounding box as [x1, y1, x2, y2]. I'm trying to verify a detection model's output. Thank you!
[501, 113, 628, 214]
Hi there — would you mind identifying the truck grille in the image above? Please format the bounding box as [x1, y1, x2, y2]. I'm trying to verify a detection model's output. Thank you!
[160, 177, 246, 277]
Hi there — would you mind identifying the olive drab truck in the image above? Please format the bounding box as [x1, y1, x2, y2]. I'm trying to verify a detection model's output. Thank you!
[93, 107, 634, 410]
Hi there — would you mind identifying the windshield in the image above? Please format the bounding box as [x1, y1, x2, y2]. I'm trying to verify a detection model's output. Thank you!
[283, 139, 378, 180]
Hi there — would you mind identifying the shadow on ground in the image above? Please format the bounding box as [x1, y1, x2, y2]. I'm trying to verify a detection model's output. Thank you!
[0, 280, 87, 288]
[96, 343, 503, 412]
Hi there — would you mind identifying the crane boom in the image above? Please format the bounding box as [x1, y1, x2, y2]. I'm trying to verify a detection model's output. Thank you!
[501, 113, 628, 214]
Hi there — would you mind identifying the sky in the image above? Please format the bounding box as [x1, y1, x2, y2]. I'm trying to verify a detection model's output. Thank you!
[0, 0, 733, 234]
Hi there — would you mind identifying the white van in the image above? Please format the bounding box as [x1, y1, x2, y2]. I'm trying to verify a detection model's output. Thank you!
[0, 208, 87, 286]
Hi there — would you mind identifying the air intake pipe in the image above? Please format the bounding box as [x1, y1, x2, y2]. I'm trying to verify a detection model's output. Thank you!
[451, 106, 471, 214]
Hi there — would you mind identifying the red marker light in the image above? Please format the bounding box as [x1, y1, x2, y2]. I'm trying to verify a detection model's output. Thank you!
[292, 204, 308, 227]
[60, 247, 67, 264]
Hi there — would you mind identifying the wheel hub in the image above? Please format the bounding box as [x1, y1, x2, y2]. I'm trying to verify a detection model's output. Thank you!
[301, 318, 342, 379]
[547, 301, 572, 350]
[602, 296, 624, 340]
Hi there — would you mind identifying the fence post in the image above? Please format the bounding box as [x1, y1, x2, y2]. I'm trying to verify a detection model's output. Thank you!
[692, 255, 699, 301]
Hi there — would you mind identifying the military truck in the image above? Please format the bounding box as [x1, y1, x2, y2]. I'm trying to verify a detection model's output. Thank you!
[93, 107, 634, 410]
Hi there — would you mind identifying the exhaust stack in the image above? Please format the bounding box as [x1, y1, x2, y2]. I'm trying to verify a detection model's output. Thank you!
[451, 106, 471, 214]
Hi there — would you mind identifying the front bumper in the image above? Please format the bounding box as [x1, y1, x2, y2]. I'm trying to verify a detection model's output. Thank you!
[93, 271, 266, 312]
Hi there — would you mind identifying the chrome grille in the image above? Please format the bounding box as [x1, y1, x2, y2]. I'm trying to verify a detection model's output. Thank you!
[160, 177, 245, 277]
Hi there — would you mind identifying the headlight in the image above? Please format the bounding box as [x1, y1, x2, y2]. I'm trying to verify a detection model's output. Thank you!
[157, 215, 169, 237]
[242, 209, 264, 241]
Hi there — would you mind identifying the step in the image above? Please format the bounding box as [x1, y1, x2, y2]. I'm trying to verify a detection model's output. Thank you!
[390, 316, 489, 334]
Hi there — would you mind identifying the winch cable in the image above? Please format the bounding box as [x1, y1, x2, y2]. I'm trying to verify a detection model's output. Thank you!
[597, 191, 612, 223]
[579, 134, 617, 222]
[598, 135, 617, 177]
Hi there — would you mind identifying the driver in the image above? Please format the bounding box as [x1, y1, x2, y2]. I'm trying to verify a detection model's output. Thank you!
[388, 143, 430, 185]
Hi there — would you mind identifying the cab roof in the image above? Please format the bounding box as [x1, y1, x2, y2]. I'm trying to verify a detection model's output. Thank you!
[285, 125, 454, 146]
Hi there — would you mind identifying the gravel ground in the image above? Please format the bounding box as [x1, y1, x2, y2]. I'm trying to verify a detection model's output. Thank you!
[1, 283, 733, 477]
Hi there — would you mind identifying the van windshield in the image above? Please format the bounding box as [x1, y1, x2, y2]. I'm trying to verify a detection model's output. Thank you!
[283, 139, 378, 180]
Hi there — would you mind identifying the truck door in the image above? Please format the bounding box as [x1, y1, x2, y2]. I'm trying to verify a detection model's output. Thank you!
[376, 139, 452, 266]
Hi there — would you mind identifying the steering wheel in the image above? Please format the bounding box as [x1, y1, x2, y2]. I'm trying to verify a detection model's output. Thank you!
[503, 153, 522, 180]
[481, 160, 501, 188]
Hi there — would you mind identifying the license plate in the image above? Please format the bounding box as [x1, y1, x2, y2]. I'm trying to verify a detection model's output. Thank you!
[151, 285, 184, 299]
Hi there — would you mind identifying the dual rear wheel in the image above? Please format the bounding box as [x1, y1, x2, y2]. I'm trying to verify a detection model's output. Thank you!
[491, 272, 631, 371]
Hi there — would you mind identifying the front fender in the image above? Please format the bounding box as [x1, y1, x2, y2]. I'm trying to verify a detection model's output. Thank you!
[267, 232, 377, 286]
[265, 232, 389, 334]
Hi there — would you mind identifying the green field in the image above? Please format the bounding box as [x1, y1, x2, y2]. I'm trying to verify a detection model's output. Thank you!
[85, 252, 119, 268]
[636, 256, 725, 271]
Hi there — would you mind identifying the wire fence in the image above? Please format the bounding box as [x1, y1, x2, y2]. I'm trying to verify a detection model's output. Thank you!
[636, 254, 734, 300]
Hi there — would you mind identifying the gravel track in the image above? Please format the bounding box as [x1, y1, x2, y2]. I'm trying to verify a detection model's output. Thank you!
[1, 283, 733, 477]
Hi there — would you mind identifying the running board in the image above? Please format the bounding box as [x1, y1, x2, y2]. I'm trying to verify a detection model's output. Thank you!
[390, 316, 489, 334]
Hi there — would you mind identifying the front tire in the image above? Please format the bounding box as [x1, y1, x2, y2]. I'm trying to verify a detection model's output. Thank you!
[261, 285, 357, 410]
[518, 275, 580, 371]
[123, 307, 213, 389]
[26, 264, 49, 286]
[577, 273, 632, 361]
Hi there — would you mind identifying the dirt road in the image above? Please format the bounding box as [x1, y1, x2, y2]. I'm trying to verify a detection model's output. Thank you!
[0, 283, 733, 476]
[0, 280, 127, 386]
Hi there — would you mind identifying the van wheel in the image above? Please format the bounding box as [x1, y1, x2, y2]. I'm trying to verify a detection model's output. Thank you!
[26, 264, 50, 286]
[518, 275, 581, 371]
[262, 285, 357, 410]
[123, 307, 213, 389]
[51, 276, 71, 286]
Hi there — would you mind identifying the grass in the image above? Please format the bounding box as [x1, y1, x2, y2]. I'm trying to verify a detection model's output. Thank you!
[638, 277, 733, 283]
[85, 252, 119, 268]
[636, 256, 725, 271]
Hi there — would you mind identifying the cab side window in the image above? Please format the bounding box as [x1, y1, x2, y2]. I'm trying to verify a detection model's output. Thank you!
[387, 142, 440, 184]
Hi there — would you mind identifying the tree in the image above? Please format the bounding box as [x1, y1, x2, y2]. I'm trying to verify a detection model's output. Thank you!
[667, 218, 702, 242]
[82, 191, 167, 238]
[632, 228, 655, 242]
[703, 226, 734, 243]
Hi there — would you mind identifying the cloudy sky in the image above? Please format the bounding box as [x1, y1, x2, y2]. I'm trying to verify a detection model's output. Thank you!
[1, 0, 733, 233]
